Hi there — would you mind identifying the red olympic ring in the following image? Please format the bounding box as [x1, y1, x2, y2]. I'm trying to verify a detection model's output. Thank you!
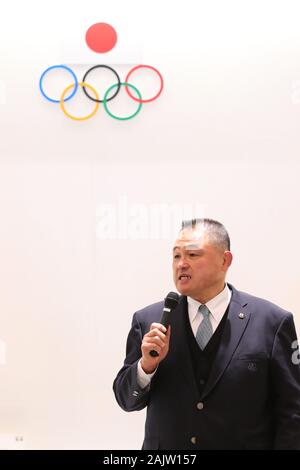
[125, 65, 164, 103]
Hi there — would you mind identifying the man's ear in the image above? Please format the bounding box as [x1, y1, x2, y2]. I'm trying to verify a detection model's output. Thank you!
[223, 251, 233, 270]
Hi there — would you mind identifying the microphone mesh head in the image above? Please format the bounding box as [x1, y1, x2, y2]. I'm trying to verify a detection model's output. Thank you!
[164, 291, 180, 310]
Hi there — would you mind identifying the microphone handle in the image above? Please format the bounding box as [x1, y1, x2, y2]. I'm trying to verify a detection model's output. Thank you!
[149, 308, 171, 357]
[149, 350, 159, 357]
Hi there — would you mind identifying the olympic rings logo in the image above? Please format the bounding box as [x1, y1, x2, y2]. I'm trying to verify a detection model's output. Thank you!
[39, 64, 164, 121]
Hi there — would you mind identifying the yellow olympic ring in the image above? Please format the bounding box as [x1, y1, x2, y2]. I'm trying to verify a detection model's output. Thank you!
[60, 82, 100, 121]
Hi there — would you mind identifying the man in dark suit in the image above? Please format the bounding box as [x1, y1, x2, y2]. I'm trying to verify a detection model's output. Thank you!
[113, 218, 300, 449]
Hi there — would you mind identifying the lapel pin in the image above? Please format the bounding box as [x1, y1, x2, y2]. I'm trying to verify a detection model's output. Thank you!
[238, 312, 245, 319]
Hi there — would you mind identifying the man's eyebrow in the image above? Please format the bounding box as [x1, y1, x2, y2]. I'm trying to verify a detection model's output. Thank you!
[173, 244, 203, 251]
[186, 244, 203, 250]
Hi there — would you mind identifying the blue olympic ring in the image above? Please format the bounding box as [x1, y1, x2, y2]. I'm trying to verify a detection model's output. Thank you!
[39, 65, 78, 103]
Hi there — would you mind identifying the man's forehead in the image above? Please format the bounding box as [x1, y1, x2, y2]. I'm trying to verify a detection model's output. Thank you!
[173, 231, 207, 250]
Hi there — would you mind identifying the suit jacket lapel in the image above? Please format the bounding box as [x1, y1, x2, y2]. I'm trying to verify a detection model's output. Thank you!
[168, 296, 199, 401]
[201, 285, 251, 400]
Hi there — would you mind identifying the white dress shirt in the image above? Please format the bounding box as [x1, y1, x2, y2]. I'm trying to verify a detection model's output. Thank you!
[187, 283, 232, 336]
[137, 284, 232, 389]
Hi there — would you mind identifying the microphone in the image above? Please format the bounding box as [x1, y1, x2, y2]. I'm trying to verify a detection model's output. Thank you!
[149, 291, 180, 357]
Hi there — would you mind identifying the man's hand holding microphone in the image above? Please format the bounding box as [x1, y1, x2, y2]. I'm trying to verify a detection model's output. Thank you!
[140, 292, 179, 374]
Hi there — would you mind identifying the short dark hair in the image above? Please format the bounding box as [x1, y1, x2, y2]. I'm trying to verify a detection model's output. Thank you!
[180, 218, 231, 251]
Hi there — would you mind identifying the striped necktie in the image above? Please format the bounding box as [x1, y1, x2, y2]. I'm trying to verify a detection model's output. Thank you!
[196, 304, 213, 350]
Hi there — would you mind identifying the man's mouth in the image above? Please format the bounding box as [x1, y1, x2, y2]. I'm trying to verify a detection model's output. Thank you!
[178, 274, 191, 280]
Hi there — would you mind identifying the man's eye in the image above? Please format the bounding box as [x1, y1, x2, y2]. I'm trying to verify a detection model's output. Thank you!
[189, 253, 197, 257]
[174, 254, 180, 259]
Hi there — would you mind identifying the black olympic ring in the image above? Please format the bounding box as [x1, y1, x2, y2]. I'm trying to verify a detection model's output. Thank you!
[82, 65, 121, 103]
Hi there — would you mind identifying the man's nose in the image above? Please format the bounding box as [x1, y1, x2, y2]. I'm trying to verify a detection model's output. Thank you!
[178, 256, 189, 267]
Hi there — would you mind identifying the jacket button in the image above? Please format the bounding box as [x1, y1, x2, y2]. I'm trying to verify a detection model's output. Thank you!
[196, 402, 204, 410]
[190, 436, 197, 445]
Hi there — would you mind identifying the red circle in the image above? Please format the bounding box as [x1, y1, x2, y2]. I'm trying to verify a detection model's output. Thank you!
[85, 23, 117, 53]
[125, 65, 164, 103]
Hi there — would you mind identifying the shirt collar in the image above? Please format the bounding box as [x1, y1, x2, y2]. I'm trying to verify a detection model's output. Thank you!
[187, 283, 231, 323]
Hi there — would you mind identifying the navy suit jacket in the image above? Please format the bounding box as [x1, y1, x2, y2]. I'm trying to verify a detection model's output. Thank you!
[113, 284, 300, 450]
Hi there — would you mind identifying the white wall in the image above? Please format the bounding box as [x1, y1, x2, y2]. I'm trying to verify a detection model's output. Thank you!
[0, 0, 299, 449]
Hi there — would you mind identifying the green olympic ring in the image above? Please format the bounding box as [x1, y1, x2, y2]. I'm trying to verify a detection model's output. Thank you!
[103, 82, 143, 121]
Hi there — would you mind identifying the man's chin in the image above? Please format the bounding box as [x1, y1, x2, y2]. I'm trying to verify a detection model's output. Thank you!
[176, 283, 192, 296]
